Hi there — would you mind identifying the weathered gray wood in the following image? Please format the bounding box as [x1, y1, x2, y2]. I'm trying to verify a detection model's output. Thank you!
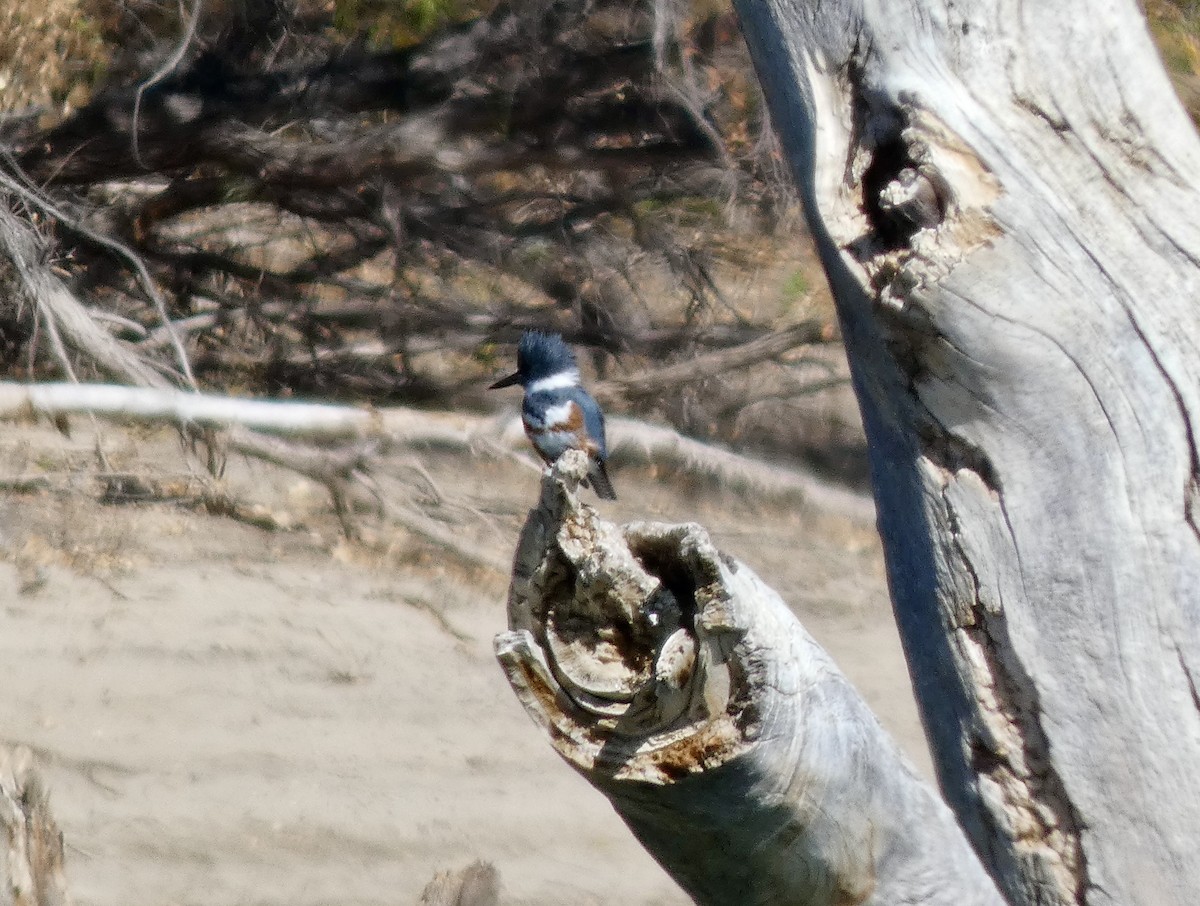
[418, 860, 500, 906]
[496, 452, 1002, 906]
[0, 747, 71, 906]
[731, 1, 1200, 903]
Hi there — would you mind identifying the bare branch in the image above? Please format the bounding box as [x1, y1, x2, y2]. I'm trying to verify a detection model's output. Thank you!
[0, 380, 871, 520]
[0, 172, 195, 387]
[0, 206, 168, 388]
[132, 0, 205, 168]
[595, 318, 832, 404]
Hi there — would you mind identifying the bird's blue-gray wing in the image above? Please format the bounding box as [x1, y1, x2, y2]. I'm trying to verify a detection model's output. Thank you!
[570, 387, 609, 459]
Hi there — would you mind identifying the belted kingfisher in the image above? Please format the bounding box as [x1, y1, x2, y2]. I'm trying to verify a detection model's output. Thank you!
[489, 331, 617, 500]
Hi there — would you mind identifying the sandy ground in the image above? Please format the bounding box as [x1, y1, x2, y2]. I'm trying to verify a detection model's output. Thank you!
[0, 418, 931, 905]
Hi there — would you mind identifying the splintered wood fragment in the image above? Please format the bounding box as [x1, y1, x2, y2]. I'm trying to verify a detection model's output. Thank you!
[0, 747, 71, 906]
[495, 452, 1000, 906]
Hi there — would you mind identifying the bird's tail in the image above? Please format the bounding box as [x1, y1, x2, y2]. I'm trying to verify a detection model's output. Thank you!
[590, 460, 617, 500]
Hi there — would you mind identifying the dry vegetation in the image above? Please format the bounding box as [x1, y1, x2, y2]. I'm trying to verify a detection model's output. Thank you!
[0, 0, 108, 117]
[1147, 0, 1200, 116]
[1, 0, 847, 464]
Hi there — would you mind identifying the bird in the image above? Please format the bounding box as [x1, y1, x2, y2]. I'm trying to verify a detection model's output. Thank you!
[489, 331, 617, 500]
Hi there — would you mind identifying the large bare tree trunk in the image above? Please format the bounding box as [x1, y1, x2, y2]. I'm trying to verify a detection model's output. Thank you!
[726, 0, 1200, 904]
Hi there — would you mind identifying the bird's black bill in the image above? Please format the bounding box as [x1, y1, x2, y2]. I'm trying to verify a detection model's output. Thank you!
[488, 371, 522, 390]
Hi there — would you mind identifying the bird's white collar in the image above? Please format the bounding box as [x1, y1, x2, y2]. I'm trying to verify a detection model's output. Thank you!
[527, 370, 581, 393]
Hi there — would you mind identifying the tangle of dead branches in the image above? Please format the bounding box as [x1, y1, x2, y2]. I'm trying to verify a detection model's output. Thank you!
[0, 0, 864, 528]
[0, 0, 836, 417]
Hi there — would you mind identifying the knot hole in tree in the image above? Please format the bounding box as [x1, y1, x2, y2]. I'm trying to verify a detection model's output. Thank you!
[861, 130, 951, 250]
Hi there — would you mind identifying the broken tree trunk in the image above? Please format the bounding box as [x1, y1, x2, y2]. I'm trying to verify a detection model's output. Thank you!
[496, 452, 1002, 906]
[731, 0, 1200, 903]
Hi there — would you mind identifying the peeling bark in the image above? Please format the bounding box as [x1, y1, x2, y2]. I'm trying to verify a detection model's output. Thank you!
[731, 0, 1200, 903]
[496, 453, 1001, 906]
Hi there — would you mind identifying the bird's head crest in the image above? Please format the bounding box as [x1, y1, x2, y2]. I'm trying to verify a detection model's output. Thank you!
[516, 331, 578, 381]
